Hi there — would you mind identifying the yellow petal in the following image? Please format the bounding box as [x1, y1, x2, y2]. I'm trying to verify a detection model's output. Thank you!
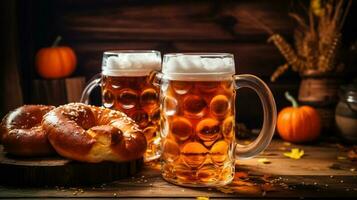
[284, 148, 304, 159]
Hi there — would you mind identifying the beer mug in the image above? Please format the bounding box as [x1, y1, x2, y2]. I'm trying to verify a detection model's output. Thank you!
[153, 53, 276, 187]
[80, 50, 162, 162]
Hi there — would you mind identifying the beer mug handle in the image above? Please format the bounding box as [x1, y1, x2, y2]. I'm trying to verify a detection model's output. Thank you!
[80, 73, 102, 104]
[234, 74, 277, 159]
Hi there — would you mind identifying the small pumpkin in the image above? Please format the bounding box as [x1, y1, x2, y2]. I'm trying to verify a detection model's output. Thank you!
[277, 92, 321, 143]
[35, 36, 77, 79]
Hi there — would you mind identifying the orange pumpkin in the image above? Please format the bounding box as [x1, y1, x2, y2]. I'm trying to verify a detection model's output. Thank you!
[277, 92, 321, 143]
[35, 36, 77, 79]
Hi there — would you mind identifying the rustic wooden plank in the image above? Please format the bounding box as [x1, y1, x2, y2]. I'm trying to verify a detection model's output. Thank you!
[0, 146, 143, 186]
[56, 0, 293, 41]
[1, 175, 356, 198]
[239, 142, 357, 176]
[0, 140, 356, 198]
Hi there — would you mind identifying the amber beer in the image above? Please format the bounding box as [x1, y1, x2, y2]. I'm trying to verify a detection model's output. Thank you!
[159, 53, 276, 187]
[102, 75, 160, 159]
[161, 79, 235, 186]
[80, 50, 162, 161]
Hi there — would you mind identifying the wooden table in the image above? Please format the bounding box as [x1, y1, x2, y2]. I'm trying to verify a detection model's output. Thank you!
[0, 140, 356, 199]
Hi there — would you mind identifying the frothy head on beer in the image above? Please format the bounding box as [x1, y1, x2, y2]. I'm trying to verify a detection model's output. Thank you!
[163, 53, 235, 80]
[102, 50, 161, 76]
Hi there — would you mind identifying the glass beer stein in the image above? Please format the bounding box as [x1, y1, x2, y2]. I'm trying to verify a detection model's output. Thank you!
[153, 53, 276, 187]
[80, 50, 162, 161]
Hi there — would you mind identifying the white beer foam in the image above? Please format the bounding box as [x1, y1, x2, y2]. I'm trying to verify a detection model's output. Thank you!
[163, 55, 235, 80]
[103, 52, 161, 76]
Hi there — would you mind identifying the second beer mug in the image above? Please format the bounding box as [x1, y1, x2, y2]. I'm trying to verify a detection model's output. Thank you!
[80, 50, 162, 161]
[153, 53, 277, 187]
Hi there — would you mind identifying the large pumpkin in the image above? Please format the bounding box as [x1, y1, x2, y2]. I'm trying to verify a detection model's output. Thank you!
[35, 36, 77, 79]
[277, 92, 321, 143]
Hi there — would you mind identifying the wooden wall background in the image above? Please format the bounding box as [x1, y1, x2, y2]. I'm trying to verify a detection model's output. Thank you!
[0, 0, 23, 116]
[15, 0, 357, 128]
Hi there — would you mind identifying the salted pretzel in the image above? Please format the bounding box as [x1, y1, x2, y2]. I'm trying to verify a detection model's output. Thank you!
[42, 103, 147, 163]
[0, 105, 55, 156]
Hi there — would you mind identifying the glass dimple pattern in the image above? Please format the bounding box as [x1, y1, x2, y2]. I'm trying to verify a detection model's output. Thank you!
[161, 79, 235, 186]
[102, 75, 161, 161]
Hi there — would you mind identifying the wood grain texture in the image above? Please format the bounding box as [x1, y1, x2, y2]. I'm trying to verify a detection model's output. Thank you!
[0, 0, 23, 116]
[65, 77, 86, 103]
[0, 140, 356, 198]
[56, 1, 293, 41]
[0, 146, 143, 186]
[31, 77, 85, 106]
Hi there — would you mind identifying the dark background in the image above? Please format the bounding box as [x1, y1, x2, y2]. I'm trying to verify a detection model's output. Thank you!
[1, 0, 356, 128]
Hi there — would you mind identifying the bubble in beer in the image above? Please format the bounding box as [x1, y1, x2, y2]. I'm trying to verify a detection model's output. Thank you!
[222, 116, 234, 139]
[117, 89, 138, 109]
[196, 82, 220, 93]
[103, 90, 115, 108]
[210, 140, 229, 165]
[181, 142, 208, 168]
[172, 81, 192, 95]
[183, 95, 206, 118]
[163, 96, 178, 116]
[131, 110, 149, 128]
[170, 117, 193, 141]
[143, 126, 156, 142]
[197, 165, 218, 182]
[140, 88, 158, 106]
[196, 118, 221, 142]
[210, 95, 230, 117]
[162, 139, 180, 162]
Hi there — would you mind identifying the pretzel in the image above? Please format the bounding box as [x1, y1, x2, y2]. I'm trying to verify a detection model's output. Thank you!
[42, 103, 147, 163]
[0, 105, 55, 156]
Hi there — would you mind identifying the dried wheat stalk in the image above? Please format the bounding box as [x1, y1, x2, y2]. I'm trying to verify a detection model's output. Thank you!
[266, 0, 351, 81]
